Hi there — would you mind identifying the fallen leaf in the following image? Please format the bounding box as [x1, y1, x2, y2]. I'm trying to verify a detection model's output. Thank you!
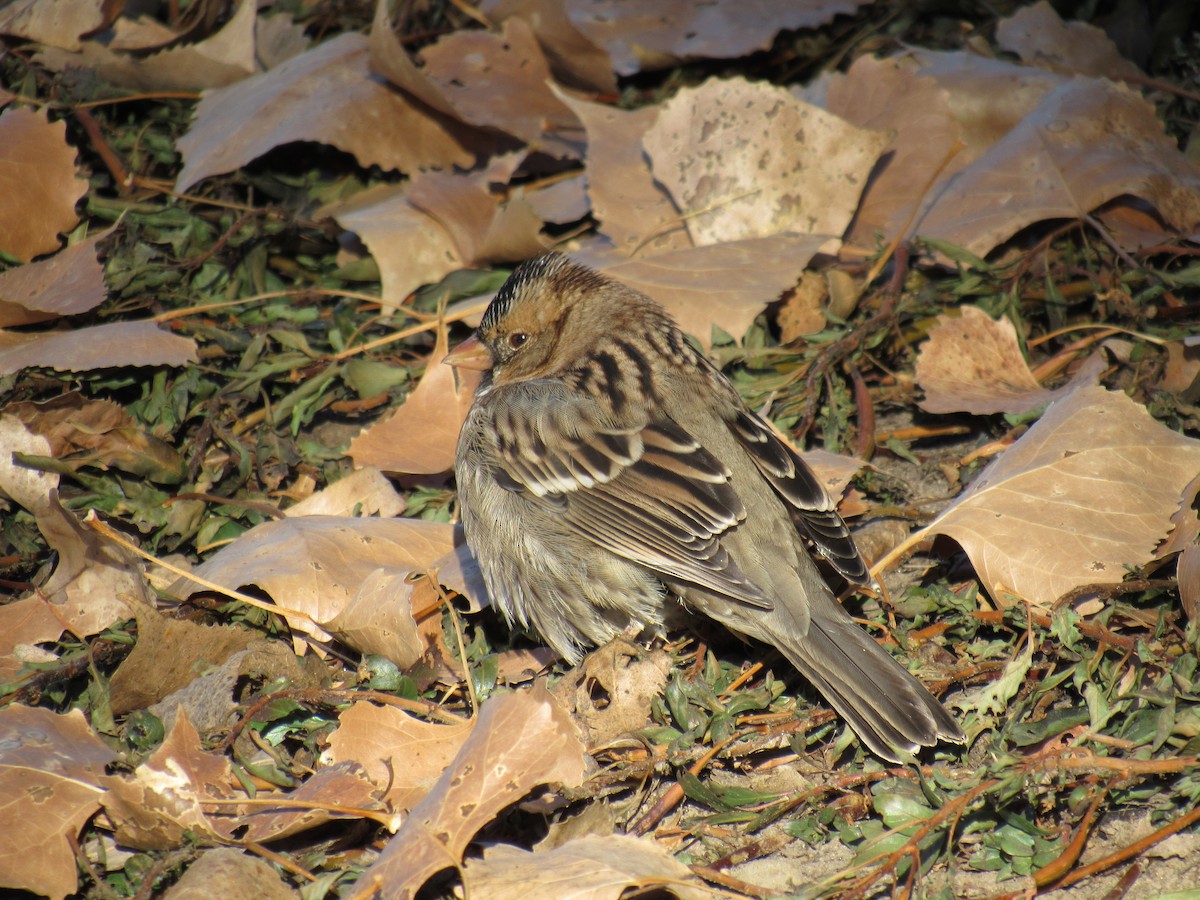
[239, 762, 388, 843]
[284, 465, 405, 518]
[0, 107, 87, 263]
[645, 77, 888, 247]
[558, 0, 868, 77]
[552, 87, 692, 257]
[167, 516, 469, 664]
[995, 1, 1142, 80]
[553, 643, 671, 750]
[921, 386, 1200, 606]
[914, 306, 1104, 415]
[0, 226, 111, 327]
[321, 701, 475, 814]
[162, 848, 299, 900]
[463, 833, 714, 900]
[175, 32, 486, 193]
[356, 685, 589, 898]
[0, 705, 116, 900]
[1180, 540, 1200, 624]
[0, 319, 198, 376]
[479, 0, 618, 94]
[590, 234, 826, 348]
[349, 319, 480, 474]
[103, 709, 237, 849]
[0, 0, 113, 52]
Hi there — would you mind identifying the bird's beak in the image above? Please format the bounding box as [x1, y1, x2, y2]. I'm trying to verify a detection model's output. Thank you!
[443, 334, 493, 371]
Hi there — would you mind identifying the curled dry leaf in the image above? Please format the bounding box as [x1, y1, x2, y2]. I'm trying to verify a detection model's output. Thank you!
[321, 701, 475, 814]
[239, 762, 389, 843]
[349, 319, 481, 475]
[103, 709, 238, 850]
[33, 0, 259, 91]
[921, 386, 1200, 606]
[175, 32, 484, 194]
[357, 685, 589, 899]
[463, 833, 714, 900]
[0, 705, 116, 900]
[167, 516, 476, 665]
[644, 77, 888, 247]
[995, 0, 1143, 80]
[914, 305, 1104, 415]
[0, 107, 87, 263]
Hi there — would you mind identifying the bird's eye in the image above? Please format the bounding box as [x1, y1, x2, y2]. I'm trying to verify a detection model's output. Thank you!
[508, 332, 529, 349]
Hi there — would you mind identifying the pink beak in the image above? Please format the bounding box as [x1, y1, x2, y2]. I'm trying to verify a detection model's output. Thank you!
[443, 334, 493, 371]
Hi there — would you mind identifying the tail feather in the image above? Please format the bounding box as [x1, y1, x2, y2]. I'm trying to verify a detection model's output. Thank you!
[778, 608, 964, 762]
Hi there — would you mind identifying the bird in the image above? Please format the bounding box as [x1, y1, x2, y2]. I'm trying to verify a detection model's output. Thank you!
[445, 253, 964, 762]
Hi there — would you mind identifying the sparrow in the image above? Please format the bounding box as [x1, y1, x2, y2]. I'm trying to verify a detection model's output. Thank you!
[446, 253, 963, 762]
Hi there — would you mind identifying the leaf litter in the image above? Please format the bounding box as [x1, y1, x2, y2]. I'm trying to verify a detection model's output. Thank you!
[2, 0, 1200, 898]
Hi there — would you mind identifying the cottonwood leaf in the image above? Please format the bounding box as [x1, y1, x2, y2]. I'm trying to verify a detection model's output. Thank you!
[0, 226, 110, 328]
[348, 318, 481, 474]
[0, 706, 116, 900]
[0, 319, 197, 376]
[921, 386, 1200, 606]
[356, 685, 589, 899]
[644, 77, 888, 247]
[995, 1, 1142, 80]
[0, 107, 87, 263]
[321, 702, 475, 815]
[167, 516, 476, 665]
[162, 849, 298, 900]
[462, 834, 714, 900]
[914, 306, 1104, 415]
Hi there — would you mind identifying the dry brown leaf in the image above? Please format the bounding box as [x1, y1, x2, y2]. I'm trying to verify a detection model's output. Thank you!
[644, 77, 888, 246]
[521, 174, 589, 225]
[1180, 540, 1200, 624]
[34, 0, 259, 92]
[417, 18, 581, 154]
[1159, 340, 1200, 394]
[0, 705, 116, 900]
[479, 0, 618, 94]
[0, 319, 198, 376]
[0, 227, 111, 327]
[163, 848, 299, 900]
[0, 0, 114, 52]
[921, 386, 1200, 606]
[167, 516, 467, 663]
[240, 762, 388, 843]
[463, 833, 715, 900]
[589, 235, 825, 349]
[284, 465, 405, 518]
[912, 67, 1200, 256]
[553, 643, 671, 750]
[825, 55, 962, 253]
[557, 0, 867, 77]
[349, 320, 480, 474]
[103, 709, 237, 850]
[356, 685, 589, 898]
[0, 107, 87, 263]
[0, 412, 57, 512]
[175, 32, 484, 193]
[777, 271, 829, 342]
[323, 167, 546, 315]
[5, 393, 185, 483]
[552, 87, 692, 257]
[914, 306, 1104, 415]
[107, 608, 259, 715]
[995, 1, 1143, 80]
[321, 701, 475, 814]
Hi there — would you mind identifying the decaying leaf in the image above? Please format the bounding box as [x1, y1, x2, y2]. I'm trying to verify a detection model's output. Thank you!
[0, 107, 88, 263]
[349, 320, 481, 475]
[914, 306, 1104, 415]
[0, 320, 198, 376]
[0, 705, 116, 900]
[463, 833, 715, 899]
[321, 701, 475, 814]
[644, 77, 888, 247]
[355, 685, 590, 898]
[0, 228, 112, 328]
[921, 386, 1200, 606]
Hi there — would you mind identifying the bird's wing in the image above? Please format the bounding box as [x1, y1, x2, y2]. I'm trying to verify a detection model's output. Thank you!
[726, 408, 870, 585]
[487, 381, 774, 608]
